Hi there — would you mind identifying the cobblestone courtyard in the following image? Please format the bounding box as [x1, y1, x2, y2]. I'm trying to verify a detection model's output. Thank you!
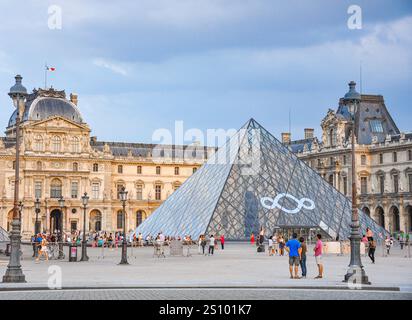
[1, 242, 411, 299]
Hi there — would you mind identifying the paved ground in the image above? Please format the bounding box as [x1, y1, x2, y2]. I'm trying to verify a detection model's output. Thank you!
[0, 288, 411, 300]
[0, 242, 411, 300]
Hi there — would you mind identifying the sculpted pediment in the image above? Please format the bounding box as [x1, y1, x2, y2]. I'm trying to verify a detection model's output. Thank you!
[28, 116, 89, 131]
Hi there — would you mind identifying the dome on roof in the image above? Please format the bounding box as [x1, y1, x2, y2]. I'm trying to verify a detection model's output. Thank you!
[7, 88, 83, 127]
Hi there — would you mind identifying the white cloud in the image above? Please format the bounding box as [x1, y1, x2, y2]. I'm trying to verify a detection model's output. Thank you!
[92, 58, 128, 76]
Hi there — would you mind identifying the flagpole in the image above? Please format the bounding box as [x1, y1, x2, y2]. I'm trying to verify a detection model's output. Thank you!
[44, 63, 47, 89]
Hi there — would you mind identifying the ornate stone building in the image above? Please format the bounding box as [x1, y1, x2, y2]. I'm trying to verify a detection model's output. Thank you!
[288, 82, 412, 234]
[0, 85, 210, 239]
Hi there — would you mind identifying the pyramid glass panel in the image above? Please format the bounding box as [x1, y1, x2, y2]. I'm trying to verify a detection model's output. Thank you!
[135, 119, 389, 240]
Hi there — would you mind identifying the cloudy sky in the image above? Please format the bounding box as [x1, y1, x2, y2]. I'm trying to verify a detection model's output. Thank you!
[0, 0, 411, 145]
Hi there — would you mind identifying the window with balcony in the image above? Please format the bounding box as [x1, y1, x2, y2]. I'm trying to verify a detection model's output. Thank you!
[71, 136, 80, 153]
[52, 136, 61, 153]
[34, 181, 42, 199]
[92, 183, 99, 199]
[360, 177, 368, 195]
[136, 185, 143, 200]
[155, 185, 161, 200]
[71, 181, 78, 199]
[50, 179, 62, 198]
[393, 174, 399, 193]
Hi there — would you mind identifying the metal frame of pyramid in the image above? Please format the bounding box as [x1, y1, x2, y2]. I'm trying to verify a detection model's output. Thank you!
[135, 119, 389, 241]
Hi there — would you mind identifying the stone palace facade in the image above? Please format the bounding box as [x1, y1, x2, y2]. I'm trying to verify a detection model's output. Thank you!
[288, 83, 412, 234]
[0, 85, 210, 239]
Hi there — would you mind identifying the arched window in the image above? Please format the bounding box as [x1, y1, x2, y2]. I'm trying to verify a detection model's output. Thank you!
[155, 184, 161, 200]
[71, 136, 80, 153]
[73, 162, 79, 172]
[52, 136, 61, 153]
[93, 163, 98, 172]
[328, 174, 334, 186]
[50, 179, 62, 198]
[34, 135, 43, 151]
[329, 128, 336, 147]
[117, 210, 124, 229]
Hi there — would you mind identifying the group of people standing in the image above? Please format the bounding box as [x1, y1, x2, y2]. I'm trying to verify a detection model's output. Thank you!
[198, 234, 225, 255]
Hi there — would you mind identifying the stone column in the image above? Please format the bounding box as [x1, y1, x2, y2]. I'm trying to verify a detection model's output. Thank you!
[399, 205, 407, 233]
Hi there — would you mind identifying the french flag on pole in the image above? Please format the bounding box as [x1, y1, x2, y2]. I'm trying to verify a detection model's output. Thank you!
[46, 66, 56, 71]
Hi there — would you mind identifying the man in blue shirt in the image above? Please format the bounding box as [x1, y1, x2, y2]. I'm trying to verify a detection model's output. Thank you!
[285, 233, 302, 279]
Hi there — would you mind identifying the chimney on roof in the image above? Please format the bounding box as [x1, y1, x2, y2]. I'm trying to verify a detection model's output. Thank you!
[70, 93, 78, 106]
[281, 132, 291, 144]
[304, 128, 314, 139]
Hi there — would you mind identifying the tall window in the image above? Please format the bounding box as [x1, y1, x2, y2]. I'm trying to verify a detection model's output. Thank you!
[73, 162, 79, 172]
[71, 181, 78, 199]
[343, 155, 347, 165]
[379, 175, 385, 194]
[136, 185, 143, 200]
[155, 185, 161, 200]
[36, 161, 42, 171]
[156, 166, 161, 175]
[361, 177, 368, 195]
[361, 155, 366, 165]
[34, 135, 43, 151]
[370, 119, 384, 133]
[93, 163, 98, 172]
[193, 167, 197, 174]
[71, 136, 80, 153]
[329, 157, 334, 166]
[329, 129, 336, 147]
[328, 175, 334, 186]
[52, 136, 61, 153]
[409, 150, 412, 161]
[34, 181, 42, 198]
[92, 183, 99, 199]
[379, 153, 383, 164]
[393, 174, 399, 193]
[174, 167, 180, 175]
[118, 165, 123, 174]
[137, 166, 142, 174]
[117, 211, 124, 229]
[393, 152, 397, 163]
[50, 179, 62, 198]
[409, 174, 412, 193]
[343, 177, 348, 196]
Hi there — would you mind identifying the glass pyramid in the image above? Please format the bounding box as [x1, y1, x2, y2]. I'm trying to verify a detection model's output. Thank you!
[135, 119, 389, 241]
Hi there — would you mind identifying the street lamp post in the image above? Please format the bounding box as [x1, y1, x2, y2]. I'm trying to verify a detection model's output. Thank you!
[119, 187, 128, 265]
[343, 81, 370, 285]
[80, 192, 89, 261]
[58, 196, 65, 259]
[3, 75, 27, 283]
[34, 198, 41, 235]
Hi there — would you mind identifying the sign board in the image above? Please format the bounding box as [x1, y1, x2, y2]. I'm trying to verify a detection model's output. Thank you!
[169, 240, 183, 256]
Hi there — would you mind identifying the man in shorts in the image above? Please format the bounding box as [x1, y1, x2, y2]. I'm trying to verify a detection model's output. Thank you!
[314, 233, 323, 279]
[285, 233, 302, 279]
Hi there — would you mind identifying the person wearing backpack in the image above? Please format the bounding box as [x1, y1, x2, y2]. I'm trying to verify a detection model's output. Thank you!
[368, 237, 377, 264]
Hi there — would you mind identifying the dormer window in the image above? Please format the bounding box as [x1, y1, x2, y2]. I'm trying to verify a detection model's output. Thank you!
[370, 120, 384, 133]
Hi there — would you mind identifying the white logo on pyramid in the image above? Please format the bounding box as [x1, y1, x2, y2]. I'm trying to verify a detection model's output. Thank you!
[260, 193, 315, 214]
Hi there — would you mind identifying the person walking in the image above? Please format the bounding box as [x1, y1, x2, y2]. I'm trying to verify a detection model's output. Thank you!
[208, 235, 215, 255]
[268, 236, 273, 256]
[299, 237, 307, 278]
[36, 234, 49, 262]
[220, 234, 225, 250]
[368, 237, 376, 264]
[366, 227, 373, 241]
[385, 236, 393, 255]
[314, 234, 323, 279]
[201, 236, 207, 255]
[285, 233, 302, 279]
[278, 235, 285, 256]
[250, 233, 255, 245]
